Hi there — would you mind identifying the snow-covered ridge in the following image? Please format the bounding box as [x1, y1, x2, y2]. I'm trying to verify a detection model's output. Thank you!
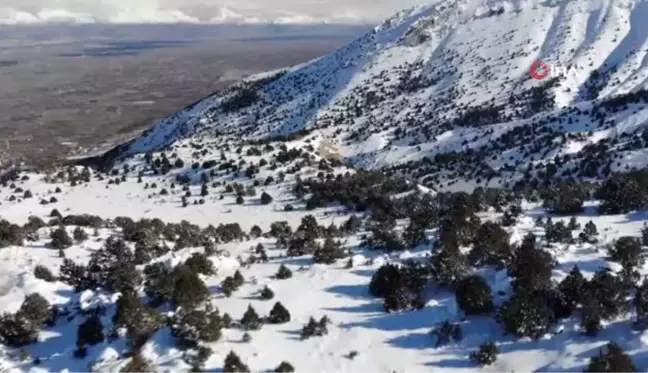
[112, 0, 648, 192]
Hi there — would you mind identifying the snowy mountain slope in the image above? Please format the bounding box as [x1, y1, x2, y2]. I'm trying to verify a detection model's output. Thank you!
[3, 134, 648, 372]
[110, 0, 648, 192]
[6, 1, 648, 372]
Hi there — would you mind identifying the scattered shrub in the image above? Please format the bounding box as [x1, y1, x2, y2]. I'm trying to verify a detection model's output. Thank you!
[470, 341, 499, 366]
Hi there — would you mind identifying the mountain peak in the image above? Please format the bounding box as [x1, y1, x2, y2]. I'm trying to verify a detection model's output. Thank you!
[112, 0, 648, 191]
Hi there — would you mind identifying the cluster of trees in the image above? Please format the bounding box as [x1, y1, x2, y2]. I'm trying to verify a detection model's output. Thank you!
[270, 215, 351, 264]
[534, 170, 648, 216]
[1, 212, 105, 249]
[116, 216, 245, 252]
[296, 170, 412, 212]
[369, 261, 429, 312]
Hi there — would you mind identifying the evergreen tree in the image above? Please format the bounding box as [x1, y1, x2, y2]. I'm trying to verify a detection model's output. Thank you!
[221, 276, 239, 297]
[241, 305, 261, 331]
[286, 235, 319, 257]
[18, 293, 51, 326]
[143, 262, 175, 306]
[297, 215, 321, 240]
[72, 227, 89, 243]
[172, 308, 223, 348]
[567, 216, 580, 231]
[34, 265, 56, 282]
[431, 320, 463, 347]
[223, 351, 250, 373]
[0, 312, 39, 347]
[642, 223, 648, 246]
[250, 225, 262, 238]
[274, 361, 295, 372]
[369, 220, 406, 251]
[275, 265, 292, 279]
[172, 265, 210, 310]
[542, 182, 586, 214]
[369, 264, 404, 298]
[545, 221, 573, 244]
[300, 316, 328, 339]
[313, 238, 345, 264]
[50, 226, 73, 250]
[112, 292, 163, 350]
[59, 259, 93, 292]
[76, 315, 104, 349]
[267, 302, 291, 324]
[587, 270, 627, 320]
[469, 221, 512, 268]
[403, 221, 426, 248]
[508, 234, 555, 291]
[585, 342, 636, 372]
[87, 237, 141, 293]
[581, 295, 602, 337]
[635, 279, 648, 327]
[430, 246, 470, 288]
[260, 285, 275, 300]
[342, 215, 361, 234]
[607, 237, 644, 270]
[597, 175, 646, 215]
[383, 285, 411, 313]
[455, 275, 494, 315]
[260, 192, 273, 205]
[184, 252, 215, 275]
[497, 292, 553, 339]
[233, 270, 245, 287]
[558, 265, 587, 310]
[470, 341, 499, 366]
[580, 221, 599, 243]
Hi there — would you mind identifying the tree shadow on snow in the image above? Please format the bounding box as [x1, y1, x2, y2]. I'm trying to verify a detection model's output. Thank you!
[325, 284, 371, 299]
[554, 257, 608, 276]
[324, 302, 383, 314]
[23, 311, 128, 373]
[340, 298, 458, 332]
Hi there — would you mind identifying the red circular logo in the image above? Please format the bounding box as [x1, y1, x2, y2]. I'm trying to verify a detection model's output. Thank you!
[530, 61, 550, 80]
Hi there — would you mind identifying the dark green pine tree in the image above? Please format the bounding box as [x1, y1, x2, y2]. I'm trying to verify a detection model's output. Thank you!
[274, 361, 295, 372]
[223, 351, 250, 373]
[585, 342, 636, 372]
[267, 302, 291, 324]
[241, 305, 261, 331]
[260, 285, 275, 300]
[558, 265, 587, 310]
[635, 279, 648, 326]
[455, 275, 494, 315]
[275, 264, 292, 279]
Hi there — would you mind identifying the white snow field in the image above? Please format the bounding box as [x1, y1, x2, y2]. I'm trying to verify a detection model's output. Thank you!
[3, 0, 648, 371]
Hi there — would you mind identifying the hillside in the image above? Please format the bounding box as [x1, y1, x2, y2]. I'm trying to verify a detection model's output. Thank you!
[4, 0, 648, 372]
[112, 0, 648, 192]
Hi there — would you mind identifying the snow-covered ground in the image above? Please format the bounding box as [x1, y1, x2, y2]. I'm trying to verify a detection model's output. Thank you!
[0, 134, 646, 372]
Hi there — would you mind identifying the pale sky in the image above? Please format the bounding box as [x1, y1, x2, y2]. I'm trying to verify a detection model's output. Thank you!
[0, 0, 429, 24]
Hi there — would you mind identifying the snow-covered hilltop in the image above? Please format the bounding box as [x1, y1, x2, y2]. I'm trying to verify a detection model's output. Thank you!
[4, 1, 648, 372]
[115, 0, 648, 191]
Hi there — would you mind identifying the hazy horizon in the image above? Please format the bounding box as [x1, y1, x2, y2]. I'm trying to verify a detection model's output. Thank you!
[0, 0, 433, 25]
